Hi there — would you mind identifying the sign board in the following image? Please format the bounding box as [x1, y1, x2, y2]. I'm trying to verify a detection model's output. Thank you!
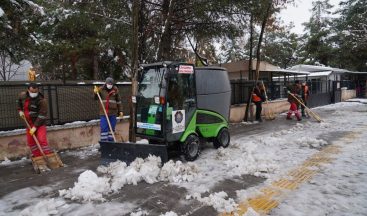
[137, 122, 161, 131]
[172, 110, 185, 134]
[178, 65, 194, 74]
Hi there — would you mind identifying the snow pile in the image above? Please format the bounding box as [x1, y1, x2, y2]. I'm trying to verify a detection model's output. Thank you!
[19, 199, 67, 216]
[98, 156, 198, 189]
[159, 160, 198, 183]
[61, 156, 198, 201]
[296, 137, 328, 148]
[192, 191, 238, 213]
[224, 141, 278, 177]
[98, 156, 162, 191]
[159, 211, 178, 216]
[130, 209, 148, 216]
[59, 170, 111, 202]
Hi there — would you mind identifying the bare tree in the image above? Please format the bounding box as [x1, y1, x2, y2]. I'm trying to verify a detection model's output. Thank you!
[0, 51, 23, 81]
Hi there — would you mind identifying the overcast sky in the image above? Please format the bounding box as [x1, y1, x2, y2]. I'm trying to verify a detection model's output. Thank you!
[280, 0, 342, 34]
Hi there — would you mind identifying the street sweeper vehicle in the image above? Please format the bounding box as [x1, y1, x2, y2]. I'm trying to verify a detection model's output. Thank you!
[100, 62, 231, 163]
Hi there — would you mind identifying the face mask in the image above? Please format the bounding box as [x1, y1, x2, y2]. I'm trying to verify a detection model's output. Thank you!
[106, 84, 113, 89]
[29, 92, 38, 98]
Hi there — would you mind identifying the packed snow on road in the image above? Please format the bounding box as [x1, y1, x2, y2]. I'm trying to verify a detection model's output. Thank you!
[1, 100, 367, 215]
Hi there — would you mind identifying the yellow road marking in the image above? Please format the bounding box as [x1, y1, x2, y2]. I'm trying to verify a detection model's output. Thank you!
[221, 131, 361, 216]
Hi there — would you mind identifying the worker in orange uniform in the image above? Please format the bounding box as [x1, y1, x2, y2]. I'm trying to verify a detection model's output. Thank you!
[252, 82, 266, 122]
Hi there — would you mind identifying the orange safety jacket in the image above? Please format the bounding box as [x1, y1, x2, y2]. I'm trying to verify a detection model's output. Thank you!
[252, 87, 263, 102]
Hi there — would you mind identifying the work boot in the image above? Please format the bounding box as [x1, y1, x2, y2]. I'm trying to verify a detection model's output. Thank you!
[46, 153, 64, 169]
[31, 156, 50, 173]
[286, 116, 292, 120]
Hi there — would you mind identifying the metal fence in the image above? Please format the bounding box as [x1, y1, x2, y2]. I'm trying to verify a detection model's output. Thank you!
[0, 80, 358, 130]
[230, 80, 288, 105]
[0, 83, 131, 131]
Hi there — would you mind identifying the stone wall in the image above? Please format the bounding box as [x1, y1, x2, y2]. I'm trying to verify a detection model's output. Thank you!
[341, 88, 356, 101]
[0, 120, 129, 161]
[229, 99, 289, 123]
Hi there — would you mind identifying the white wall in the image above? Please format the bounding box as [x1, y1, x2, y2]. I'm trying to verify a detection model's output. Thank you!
[0, 59, 31, 81]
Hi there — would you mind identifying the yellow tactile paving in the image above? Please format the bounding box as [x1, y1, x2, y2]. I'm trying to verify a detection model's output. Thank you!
[221, 130, 362, 216]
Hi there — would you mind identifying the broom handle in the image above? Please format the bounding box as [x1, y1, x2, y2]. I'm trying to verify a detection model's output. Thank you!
[22, 117, 47, 158]
[288, 92, 322, 122]
[261, 81, 274, 117]
[261, 81, 269, 102]
[95, 86, 117, 142]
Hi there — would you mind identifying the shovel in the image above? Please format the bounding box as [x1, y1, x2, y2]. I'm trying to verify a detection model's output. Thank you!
[22, 116, 63, 173]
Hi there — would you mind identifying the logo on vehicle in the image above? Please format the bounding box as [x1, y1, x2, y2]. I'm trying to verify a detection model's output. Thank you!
[175, 111, 183, 123]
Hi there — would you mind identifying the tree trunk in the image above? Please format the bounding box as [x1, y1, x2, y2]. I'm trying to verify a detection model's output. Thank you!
[138, 0, 146, 62]
[129, 0, 140, 142]
[157, 0, 175, 60]
[244, 1, 272, 121]
[254, 1, 272, 82]
[244, 14, 254, 122]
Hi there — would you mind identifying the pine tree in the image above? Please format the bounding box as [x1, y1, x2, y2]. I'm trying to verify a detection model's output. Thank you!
[332, 0, 367, 71]
[300, 0, 334, 66]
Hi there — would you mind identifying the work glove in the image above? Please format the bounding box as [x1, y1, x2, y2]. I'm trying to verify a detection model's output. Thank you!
[19, 111, 25, 119]
[93, 86, 100, 94]
[119, 112, 124, 118]
[287, 90, 290, 94]
[29, 126, 37, 136]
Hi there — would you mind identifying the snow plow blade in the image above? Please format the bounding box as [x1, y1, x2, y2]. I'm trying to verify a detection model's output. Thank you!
[99, 141, 168, 164]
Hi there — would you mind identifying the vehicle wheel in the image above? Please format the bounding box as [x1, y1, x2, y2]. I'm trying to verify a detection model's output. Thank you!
[213, 128, 230, 149]
[182, 134, 201, 161]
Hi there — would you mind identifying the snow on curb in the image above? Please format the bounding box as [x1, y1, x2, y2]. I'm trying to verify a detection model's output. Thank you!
[60, 155, 199, 202]
[0, 157, 29, 166]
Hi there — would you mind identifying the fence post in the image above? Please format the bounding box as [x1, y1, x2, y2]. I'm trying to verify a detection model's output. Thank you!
[47, 85, 54, 125]
[55, 85, 60, 125]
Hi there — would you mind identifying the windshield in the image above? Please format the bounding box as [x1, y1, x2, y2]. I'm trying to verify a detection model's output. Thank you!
[136, 67, 167, 138]
[138, 67, 166, 98]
